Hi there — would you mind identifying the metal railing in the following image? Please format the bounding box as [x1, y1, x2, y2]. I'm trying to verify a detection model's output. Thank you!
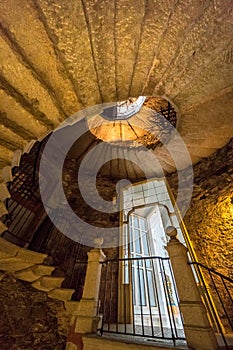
[190, 262, 233, 349]
[1, 150, 88, 300]
[98, 256, 186, 346]
[2, 204, 88, 300]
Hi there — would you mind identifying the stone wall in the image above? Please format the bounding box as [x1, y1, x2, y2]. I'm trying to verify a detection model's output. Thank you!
[167, 138, 233, 331]
[168, 140, 233, 278]
[168, 138, 233, 278]
[0, 272, 67, 350]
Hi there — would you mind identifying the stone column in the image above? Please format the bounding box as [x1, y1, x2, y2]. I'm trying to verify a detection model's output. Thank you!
[165, 226, 218, 350]
[66, 247, 105, 350]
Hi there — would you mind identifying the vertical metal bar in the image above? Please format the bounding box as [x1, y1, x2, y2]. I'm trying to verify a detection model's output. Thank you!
[194, 264, 227, 347]
[137, 258, 145, 336]
[107, 261, 111, 332]
[14, 200, 39, 242]
[66, 241, 76, 278]
[144, 257, 154, 337]
[116, 265, 119, 333]
[98, 261, 104, 335]
[164, 259, 179, 337]
[70, 244, 81, 287]
[209, 271, 232, 331]
[151, 257, 164, 338]
[41, 222, 55, 254]
[9, 197, 30, 232]
[168, 259, 184, 326]
[129, 259, 136, 335]
[222, 277, 233, 307]
[108, 261, 113, 332]
[123, 264, 127, 334]
[159, 258, 176, 344]
[32, 140, 43, 186]
[102, 262, 108, 335]
[161, 259, 178, 345]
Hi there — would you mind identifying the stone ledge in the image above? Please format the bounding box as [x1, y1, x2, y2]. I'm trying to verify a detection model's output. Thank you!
[48, 288, 75, 301]
[82, 335, 190, 350]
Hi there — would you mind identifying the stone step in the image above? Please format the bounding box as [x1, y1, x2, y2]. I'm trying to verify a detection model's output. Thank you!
[0, 182, 10, 202]
[0, 221, 7, 234]
[65, 300, 80, 313]
[1, 165, 12, 183]
[0, 237, 20, 258]
[0, 257, 34, 272]
[0, 237, 47, 263]
[0, 201, 8, 217]
[13, 264, 55, 282]
[32, 276, 65, 291]
[16, 248, 47, 264]
[48, 288, 75, 301]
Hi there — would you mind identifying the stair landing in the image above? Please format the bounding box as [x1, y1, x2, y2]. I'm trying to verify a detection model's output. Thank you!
[82, 334, 189, 350]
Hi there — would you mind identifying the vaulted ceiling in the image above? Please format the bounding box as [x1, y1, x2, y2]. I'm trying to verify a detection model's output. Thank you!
[0, 0, 233, 176]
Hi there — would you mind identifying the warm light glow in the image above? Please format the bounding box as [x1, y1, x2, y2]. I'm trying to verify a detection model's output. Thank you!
[87, 98, 176, 146]
[89, 118, 147, 142]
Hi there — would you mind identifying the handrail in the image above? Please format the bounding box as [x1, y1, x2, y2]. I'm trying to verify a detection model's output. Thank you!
[101, 256, 170, 263]
[189, 261, 233, 284]
[189, 260, 233, 349]
[98, 255, 185, 346]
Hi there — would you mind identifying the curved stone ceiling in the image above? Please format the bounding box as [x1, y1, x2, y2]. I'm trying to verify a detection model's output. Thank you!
[0, 0, 233, 176]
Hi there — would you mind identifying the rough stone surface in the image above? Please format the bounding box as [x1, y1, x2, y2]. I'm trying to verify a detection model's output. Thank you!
[167, 138, 233, 332]
[168, 138, 233, 278]
[0, 272, 67, 350]
[0, 0, 233, 170]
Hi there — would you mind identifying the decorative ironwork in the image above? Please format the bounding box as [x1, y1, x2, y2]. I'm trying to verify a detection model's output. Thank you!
[189, 261, 233, 349]
[98, 256, 185, 347]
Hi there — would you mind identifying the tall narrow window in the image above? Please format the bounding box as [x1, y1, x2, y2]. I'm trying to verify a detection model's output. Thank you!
[119, 178, 187, 330]
[129, 214, 157, 308]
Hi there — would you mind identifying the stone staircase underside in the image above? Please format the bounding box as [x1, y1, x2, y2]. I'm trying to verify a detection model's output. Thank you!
[0, 0, 233, 178]
[0, 237, 76, 311]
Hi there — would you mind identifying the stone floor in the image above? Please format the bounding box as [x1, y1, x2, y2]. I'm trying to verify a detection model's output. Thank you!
[99, 332, 188, 349]
[100, 323, 187, 348]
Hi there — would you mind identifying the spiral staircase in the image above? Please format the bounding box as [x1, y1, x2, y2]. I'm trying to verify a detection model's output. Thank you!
[1, 1, 233, 348]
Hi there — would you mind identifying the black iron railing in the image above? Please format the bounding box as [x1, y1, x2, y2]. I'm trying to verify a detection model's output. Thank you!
[98, 256, 186, 346]
[189, 262, 233, 349]
[2, 205, 88, 300]
[0, 139, 89, 301]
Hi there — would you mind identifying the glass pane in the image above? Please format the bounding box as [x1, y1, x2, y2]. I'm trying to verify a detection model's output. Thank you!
[129, 215, 133, 225]
[136, 254, 143, 266]
[145, 258, 151, 268]
[142, 233, 149, 255]
[134, 229, 141, 253]
[124, 261, 129, 283]
[139, 269, 146, 306]
[133, 216, 139, 228]
[140, 218, 146, 231]
[132, 268, 135, 305]
[134, 239, 141, 253]
[129, 227, 133, 252]
[147, 270, 157, 307]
